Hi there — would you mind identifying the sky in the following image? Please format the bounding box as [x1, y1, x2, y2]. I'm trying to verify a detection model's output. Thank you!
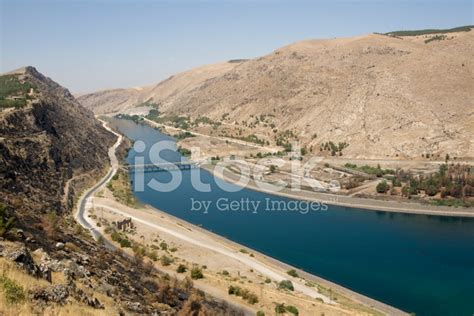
[1, 0, 472, 93]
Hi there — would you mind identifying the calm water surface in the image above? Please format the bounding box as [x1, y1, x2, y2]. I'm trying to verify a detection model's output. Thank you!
[109, 118, 474, 316]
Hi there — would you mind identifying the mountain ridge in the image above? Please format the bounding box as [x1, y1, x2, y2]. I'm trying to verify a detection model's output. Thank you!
[79, 30, 474, 159]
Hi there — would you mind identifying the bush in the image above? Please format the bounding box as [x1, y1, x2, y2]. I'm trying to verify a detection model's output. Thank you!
[176, 264, 187, 273]
[160, 255, 173, 266]
[257, 311, 265, 316]
[287, 269, 299, 278]
[285, 305, 299, 315]
[119, 238, 131, 248]
[376, 180, 390, 193]
[190, 267, 204, 279]
[278, 280, 294, 291]
[0, 276, 25, 304]
[0, 204, 15, 238]
[222, 270, 230, 276]
[160, 241, 168, 251]
[275, 303, 286, 314]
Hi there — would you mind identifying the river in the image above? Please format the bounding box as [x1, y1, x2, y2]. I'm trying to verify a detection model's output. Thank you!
[108, 117, 474, 316]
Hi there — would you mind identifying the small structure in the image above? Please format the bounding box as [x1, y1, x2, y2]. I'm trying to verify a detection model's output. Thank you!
[115, 218, 134, 232]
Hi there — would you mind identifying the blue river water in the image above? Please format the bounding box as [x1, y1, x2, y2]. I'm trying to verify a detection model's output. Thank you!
[108, 118, 474, 316]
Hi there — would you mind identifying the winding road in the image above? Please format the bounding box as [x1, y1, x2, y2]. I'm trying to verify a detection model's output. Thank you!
[74, 119, 123, 250]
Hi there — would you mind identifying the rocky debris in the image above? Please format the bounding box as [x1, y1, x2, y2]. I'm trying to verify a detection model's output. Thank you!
[73, 288, 104, 309]
[30, 284, 70, 305]
[1, 242, 45, 279]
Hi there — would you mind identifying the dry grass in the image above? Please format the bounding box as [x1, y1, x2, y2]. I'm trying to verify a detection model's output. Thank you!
[0, 258, 118, 316]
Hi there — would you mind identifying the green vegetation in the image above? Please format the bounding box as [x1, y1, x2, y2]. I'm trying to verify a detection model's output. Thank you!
[320, 141, 349, 156]
[190, 267, 204, 279]
[159, 241, 168, 251]
[284, 305, 299, 315]
[376, 180, 390, 193]
[278, 280, 294, 291]
[0, 276, 25, 304]
[176, 264, 187, 273]
[111, 230, 132, 248]
[115, 113, 144, 123]
[0, 204, 15, 238]
[0, 74, 36, 109]
[160, 255, 173, 266]
[177, 146, 192, 157]
[385, 25, 473, 36]
[344, 163, 395, 177]
[287, 269, 299, 278]
[275, 303, 286, 314]
[174, 131, 195, 140]
[256, 311, 265, 316]
[424, 35, 447, 44]
[275, 130, 297, 152]
[228, 285, 259, 304]
[146, 108, 160, 121]
[106, 170, 139, 208]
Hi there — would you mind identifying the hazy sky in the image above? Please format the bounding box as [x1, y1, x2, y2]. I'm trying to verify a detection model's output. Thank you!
[1, 0, 472, 93]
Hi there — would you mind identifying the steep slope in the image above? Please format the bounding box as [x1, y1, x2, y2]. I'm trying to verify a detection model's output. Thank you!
[0, 67, 242, 315]
[78, 61, 238, 115]
[1, 66, 115, 214]
[80, 30, 474, 159]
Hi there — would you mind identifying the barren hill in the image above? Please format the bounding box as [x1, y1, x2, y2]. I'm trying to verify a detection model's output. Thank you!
[79, 29, 474, 159]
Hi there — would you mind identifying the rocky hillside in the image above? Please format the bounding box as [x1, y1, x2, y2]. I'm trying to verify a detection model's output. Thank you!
[80, 28, 474, 159]
[0, 67, 241, 315]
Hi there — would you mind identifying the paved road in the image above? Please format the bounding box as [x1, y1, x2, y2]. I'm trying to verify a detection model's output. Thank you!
[74, 119, 123, 250]
[91, 200, 332, 304]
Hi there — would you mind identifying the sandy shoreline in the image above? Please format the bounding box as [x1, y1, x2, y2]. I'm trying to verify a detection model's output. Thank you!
[202, 165, 474, 218]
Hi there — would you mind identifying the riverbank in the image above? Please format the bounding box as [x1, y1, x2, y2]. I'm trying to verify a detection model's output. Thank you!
[93, 118, 410, 315]
[202, 164, 474, 217]
[139, 116, 474, 218]
[88, 193, 405, 315]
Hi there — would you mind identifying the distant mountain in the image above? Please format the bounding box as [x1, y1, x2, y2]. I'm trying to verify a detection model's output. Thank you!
[80, 28, 474, 159]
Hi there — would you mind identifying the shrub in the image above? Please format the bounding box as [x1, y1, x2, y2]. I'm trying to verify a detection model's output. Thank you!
[0, 276, 25, 304]
[160, 241, 168, 251]
[191, 267, 204, 279]
[264, 278, 271, 283]
[278, 280, 294, 291]
[176, 264, 187, 273]
[257, 311, 265, 316]
[119, 238, 131, 248]
[285, 305, 299, 315]
[0, 204, 15, 238]
[222, 270, 230, 276]
[147, 250, 158, 261]
[287, 269, 299, 278]
[228, 285, 240, 295]
[275, 303, 286, 314]
[160, 255, 173, 266]
[376, 180, 390, 193]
